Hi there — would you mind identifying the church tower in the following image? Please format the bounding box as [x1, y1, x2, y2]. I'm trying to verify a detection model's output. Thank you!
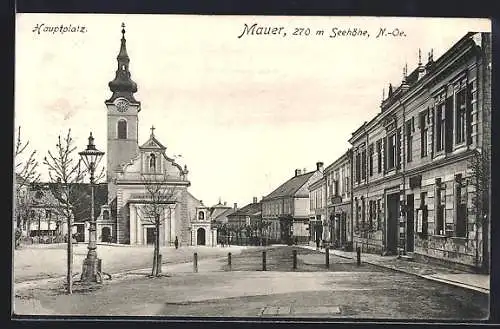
[105, 23, 141, 201]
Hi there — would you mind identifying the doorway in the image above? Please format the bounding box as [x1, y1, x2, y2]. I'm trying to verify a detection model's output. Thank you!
[101, 226, 111, 243]
[197, 228, 206, 245]
[386, 193, 400, 254]
[406, 194, 415, 252]
[146, 227, 155, 245]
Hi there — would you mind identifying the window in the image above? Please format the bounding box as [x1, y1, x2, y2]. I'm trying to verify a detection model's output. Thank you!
[376, 140, 382, 173]
[436, 104, 445, 152]
[466, 83, 474, 145]
[455, 174, 467, 237]
[117, 119, 127, 139]
[198, 211, 205, 220]
[361, 150, 367, 180]
[418, 192, 428, 239]
[368, 144, 374, 176]
[45, 210, 51, 219]
[420, 110, 429, 158]
[406, 120, 413, 163]
[149, 153, 156, 171]
[334, 180, 339, 196]
[455, 89, 467, 145]
[355, 153, 361, 183]
[387, 134, 396, 170]
[103, 210, 110, 221]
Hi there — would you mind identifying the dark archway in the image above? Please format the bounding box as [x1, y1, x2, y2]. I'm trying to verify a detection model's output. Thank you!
[102, 227, 111, 242]
[197, 228, 206, 245]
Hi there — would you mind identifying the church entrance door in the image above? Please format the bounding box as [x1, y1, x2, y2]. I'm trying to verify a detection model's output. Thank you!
[197, 228, 206, 245]
[146, 227, 155, 245]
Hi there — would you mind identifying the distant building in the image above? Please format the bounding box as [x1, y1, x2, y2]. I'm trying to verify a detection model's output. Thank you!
[262, 163, 324, 244]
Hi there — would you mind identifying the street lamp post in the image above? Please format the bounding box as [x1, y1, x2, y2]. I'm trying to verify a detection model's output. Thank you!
[79, 132, 105, 283]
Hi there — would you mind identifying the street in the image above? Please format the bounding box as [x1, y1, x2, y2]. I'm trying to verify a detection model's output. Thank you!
[13, 246, 489, 319]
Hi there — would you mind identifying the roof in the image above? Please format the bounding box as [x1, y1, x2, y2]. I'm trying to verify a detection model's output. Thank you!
[213, 208, 236, 222]
[228, 201, 262, 218]
[263, 172, 314, 200]
[140, 133, 166, 150]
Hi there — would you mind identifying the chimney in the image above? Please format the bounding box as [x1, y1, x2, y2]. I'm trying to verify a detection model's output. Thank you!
[234, 203, 237, 210]
[224, 201, 227, 206]
[253, 197, 258, 203]
[295, 169, 302, 176]
[316, 161, 324, 171]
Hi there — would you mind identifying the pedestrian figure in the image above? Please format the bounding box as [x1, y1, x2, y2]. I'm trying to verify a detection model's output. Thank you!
[174, 236, 179, 249]
[316, 236, 320, 250]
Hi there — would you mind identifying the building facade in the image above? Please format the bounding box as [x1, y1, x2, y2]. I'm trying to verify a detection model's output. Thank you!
[262, 163, 324, 244]
[309, 151, 353, 249]
[349, 32, 491, 271]
[325, 150, 353, 250]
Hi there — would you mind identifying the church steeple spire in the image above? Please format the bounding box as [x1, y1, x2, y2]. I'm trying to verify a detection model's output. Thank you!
[107, 23, 139, 104]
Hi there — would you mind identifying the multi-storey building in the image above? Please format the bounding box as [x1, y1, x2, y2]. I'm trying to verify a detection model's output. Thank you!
[309, 150, 353, 249]
[349, 32, 491, 271]
[262, 163, 324, 244]
[325, 150, 353, 249]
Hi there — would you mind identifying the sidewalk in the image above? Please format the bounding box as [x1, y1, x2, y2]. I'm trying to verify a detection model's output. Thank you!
[299, 245, 490, 294]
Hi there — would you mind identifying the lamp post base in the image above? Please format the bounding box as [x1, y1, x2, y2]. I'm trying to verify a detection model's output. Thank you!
[80, 257, 102, 282]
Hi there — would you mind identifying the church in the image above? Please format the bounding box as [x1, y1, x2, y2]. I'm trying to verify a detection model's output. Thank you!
[95, 23, 216, 246]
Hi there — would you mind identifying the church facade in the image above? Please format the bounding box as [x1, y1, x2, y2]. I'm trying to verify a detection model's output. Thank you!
[99, 23, 213, 246]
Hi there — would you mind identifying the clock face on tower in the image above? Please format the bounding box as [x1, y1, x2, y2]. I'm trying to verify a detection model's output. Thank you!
[114, 98, 129, 113]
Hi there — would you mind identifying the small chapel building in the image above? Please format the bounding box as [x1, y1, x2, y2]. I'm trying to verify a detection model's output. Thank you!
[98, 23, 215, 246]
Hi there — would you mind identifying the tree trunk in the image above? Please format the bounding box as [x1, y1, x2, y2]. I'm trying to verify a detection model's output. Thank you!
[152, 220, 161, 277]
[67, 214, 73, 294]
[156, 222, 161, 276]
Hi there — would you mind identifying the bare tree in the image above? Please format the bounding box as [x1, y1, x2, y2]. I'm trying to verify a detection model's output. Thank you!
[469, 149, 490, 272]
[14, 126, 40, 247]
[138, 173, 178, 277]
[43, 129, 93, 294]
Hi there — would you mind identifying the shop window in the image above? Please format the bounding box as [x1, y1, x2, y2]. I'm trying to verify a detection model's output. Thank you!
[417, 192, 428, 239]
[455, 174, 467, 238]
[435, 178, 445, 235]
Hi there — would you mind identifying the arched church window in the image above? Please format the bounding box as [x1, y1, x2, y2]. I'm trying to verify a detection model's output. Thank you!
[149, 153, 156, 171]
[198, 211, 205, 220]
[117, 120, 127, 139]
[103, 210, 110, 221]
[122, 64, 126, 70]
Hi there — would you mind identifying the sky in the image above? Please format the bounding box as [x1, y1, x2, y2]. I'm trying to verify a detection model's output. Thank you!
[15, 14, 490, 207]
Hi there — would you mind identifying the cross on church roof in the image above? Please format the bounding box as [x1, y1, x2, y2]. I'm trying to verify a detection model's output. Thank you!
[150, 125, 155, 136]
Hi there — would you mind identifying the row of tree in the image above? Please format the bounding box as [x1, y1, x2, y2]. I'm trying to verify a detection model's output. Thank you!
[14, 127, 104, 294]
